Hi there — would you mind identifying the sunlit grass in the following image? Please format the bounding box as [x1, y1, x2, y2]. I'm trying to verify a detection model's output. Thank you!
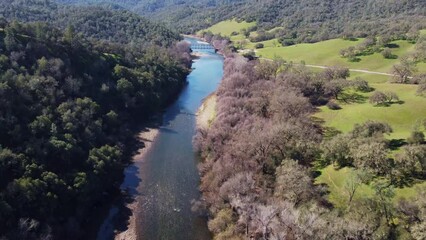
[256, 39, 425, 73]
[315, 83, 426, 140]
[198, 19, 256, 37]
[316, 165, 426, 208]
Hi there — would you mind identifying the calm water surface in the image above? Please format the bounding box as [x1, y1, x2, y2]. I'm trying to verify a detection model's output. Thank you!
[96, 38, 223, 240]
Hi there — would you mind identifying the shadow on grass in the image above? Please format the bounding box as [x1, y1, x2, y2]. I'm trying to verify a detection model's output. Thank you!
[373, 100, 405, 107]
[388, 139, 407, 150]
[384, 54, 398, 59]
[348, 57, 362, 62]
[385, 43, 400, 49]
[323, 126, 342, 139]
[339, 92, 368, 104]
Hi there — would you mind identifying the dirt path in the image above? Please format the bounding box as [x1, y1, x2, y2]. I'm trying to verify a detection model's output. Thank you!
[260, 57, 401, 78]
[304, 64, 395, 77]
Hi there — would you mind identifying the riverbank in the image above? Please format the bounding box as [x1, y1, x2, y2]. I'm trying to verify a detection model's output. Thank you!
[196, 93, 217, 128]
[115, 128, 159, 240]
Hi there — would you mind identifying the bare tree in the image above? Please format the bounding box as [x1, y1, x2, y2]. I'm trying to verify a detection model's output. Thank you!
[392, 57, 417, 83]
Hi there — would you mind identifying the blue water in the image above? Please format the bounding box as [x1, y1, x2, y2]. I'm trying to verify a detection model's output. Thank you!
[96, 38, 223, 240]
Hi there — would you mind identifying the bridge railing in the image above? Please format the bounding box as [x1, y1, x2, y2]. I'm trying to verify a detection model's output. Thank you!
[190, 44, 216, 50]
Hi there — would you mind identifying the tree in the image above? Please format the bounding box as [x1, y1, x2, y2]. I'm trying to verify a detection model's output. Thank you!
[324, 79, 349, 100]
[369, 91, 399, 106]
[351, 141, 392, 175]
[392, 57, 417, 83]
[208, 208, 234, 235]
[413, 40, 426, 62]
[344, 170, 370, 205]
[352, 77, 372, 92]
[0, 148, 25, 190]
[351, 121, 393, 138]
[409, 186, 426, 240]
[323, 66, 350, 80]
[382, 48, 395, 59]
[417, 83, 426, 96]
[372, 180, 395, 223]
[87, 145, 122, 177]
[395, 145, 426, 177]
[322, 134, 352, 167]
[407, 130, 425, 145]
[4, 25, 18, 51]
[385, 91, 399, 104]
[274, 160, 315, 205]
[369, 91, 387, 105]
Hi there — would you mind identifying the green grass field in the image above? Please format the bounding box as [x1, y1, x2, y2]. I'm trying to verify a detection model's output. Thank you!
[246, 38, 281, 48]
[255, 38, 426, 73]
[198, 19, 256, 37]
[316, 165, 426, 208]
[315, 83, 426, 140]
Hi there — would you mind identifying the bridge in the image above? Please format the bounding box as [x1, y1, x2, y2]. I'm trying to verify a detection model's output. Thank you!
[190, 43, 216, 50]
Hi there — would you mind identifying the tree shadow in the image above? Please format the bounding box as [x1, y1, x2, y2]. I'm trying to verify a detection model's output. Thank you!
[348, 57, 361, 62]
[373, 100, 405, 107]
[393, 176, 418, 188]
[388, 139, 407, 150]
[323, 126, 342, 139]
[385, 54, 398, 59]
[339, 92, 368, 104]
[344, 37, 359, 42]
[385, 43, 400, 49]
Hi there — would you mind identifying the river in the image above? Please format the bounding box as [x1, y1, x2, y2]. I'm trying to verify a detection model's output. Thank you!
[96, 37, 223, 240]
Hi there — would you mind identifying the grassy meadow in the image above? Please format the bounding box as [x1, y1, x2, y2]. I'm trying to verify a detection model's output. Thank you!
[315, 83, 426, 140]
[316, 165, 426, 208]
[256, 38, 426, 73]
[198, 19, 255, 38]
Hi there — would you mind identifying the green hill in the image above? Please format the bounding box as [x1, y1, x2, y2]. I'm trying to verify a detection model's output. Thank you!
[0, 0, 181, 45]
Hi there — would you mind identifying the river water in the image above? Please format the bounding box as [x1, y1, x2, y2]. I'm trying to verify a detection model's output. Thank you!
[96, 38, 223, 240]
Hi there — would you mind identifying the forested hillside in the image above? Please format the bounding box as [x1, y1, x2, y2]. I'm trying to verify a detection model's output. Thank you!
[57, 0, 426, 42]
[57, 0, 246, 33]
[0, 0, 181, 45]
[0, 9, 191, 240]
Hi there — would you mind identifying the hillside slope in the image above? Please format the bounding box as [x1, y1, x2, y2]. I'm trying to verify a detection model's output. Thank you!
[56, 0, 426, 42]
[0, 18, 190, 239]
[0, 0, 181, 45]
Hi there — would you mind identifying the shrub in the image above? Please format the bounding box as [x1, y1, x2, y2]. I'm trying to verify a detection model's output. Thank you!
[417, 84, 426, 96]
[352, 77, 373, 92]
[279, 38, 295, 46]
[382, 48, 397, 59]
[407, 131, 425, 144]
[386, 91, 400, 103]
[255, 43, 264, 49]
[369, 91, 387, 105]
[369, 91, 399, 106]
[411, 74, 426, 84]
[242, 50, 256, 60]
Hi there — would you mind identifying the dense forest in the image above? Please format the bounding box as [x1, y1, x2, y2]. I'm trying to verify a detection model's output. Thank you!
[58, 0, 426, 43]
[0, 9, 191, 240]
[194, 55, 426, 239]
[0, 0, 181, 46]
